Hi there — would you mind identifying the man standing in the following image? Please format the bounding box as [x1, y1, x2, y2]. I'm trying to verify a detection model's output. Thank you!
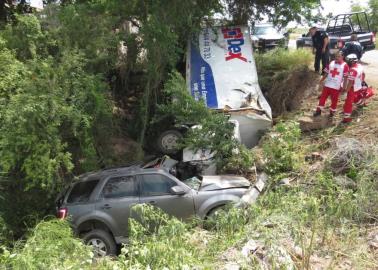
[342, 33, 363, 60]
[310, 26, 330, 74]
[313, 51, 349, 117]
[342, 54, 365, 123]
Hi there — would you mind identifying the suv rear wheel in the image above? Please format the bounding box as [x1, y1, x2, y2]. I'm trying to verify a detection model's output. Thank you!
[83, 229, 116, 257]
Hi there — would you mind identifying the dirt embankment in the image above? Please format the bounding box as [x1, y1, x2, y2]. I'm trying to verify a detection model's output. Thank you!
[264, 66, 319, 117]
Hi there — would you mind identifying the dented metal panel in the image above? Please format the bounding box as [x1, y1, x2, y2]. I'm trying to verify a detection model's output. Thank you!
[187, 26, 272, 148]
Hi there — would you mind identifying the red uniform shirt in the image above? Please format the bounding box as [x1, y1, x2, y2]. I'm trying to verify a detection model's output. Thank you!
[347, 63, 364, 91]
[323, 60, 349, 90]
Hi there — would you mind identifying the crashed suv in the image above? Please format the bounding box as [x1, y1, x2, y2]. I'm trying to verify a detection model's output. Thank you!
[56, 164, 250, 256]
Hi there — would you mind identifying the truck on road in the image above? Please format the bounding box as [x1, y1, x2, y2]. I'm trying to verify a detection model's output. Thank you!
[296, 12, 375, 57]
[326, 12, 375, 58]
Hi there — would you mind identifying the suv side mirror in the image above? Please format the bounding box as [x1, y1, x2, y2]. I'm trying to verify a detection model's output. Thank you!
[302, 34, 306, 37]
[170, 185, 186, 195]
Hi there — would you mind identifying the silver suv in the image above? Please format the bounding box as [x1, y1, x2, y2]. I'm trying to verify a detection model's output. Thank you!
[56, 165, 250, 256]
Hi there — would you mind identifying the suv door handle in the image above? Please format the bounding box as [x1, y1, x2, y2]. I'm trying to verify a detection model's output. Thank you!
[101, 204, 112, 210]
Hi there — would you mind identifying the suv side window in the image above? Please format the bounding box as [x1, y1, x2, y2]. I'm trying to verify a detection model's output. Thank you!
[67, 179, 99, 203]
[140, 174, 176, 196]
[102, 176, 137, 199]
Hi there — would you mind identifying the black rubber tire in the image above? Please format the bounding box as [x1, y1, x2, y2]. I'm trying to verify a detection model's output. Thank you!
[207, 205, 227, 219]
[156, 129, 183, 155]
[82, 229, 117, 257]
[203, 205, 226, 230]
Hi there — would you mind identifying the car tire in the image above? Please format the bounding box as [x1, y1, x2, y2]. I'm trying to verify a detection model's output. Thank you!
[203, 205, 226, 230]
[156, 129, 183, 155]
[82, 229, 116, 257]
[207, 205, 226, 218]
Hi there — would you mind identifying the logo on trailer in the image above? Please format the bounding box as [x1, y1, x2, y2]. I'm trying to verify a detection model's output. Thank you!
[222, 28, 247, 62]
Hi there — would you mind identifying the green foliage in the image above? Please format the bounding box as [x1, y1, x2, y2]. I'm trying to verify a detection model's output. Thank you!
[225, 0, 320, 26]
[369, 0, 378, 31]
[47, 3, 121, 74]
[0, 213, 10, 246]
[2, 14, 44, 59]
[0, 219, 94, 270]
[0, 13, 113, 240]
[255, 48, 312, 80]
[120, 204, 204, 269]
[261, 121, 302, 176]
[256, 48, 312, 70]
[0, 43, 26, 99]
[320, 147, 378, 223]
[155, 72, 211, 125]
[0, 50, 110, 190]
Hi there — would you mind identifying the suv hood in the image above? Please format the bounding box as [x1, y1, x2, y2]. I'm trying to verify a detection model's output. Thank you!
[199, 175, 250, 191]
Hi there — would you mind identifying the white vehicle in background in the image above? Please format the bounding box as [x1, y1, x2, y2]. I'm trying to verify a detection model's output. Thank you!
[251, 23, 289, 52]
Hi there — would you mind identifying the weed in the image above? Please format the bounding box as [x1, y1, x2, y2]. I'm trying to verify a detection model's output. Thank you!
[119, 204, 206, 269]
[260, 121, 302, 178]
[1, 219, 95, 270]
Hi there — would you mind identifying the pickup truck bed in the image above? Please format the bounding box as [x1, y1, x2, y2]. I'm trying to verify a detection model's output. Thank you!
[327, 12, 376, 56]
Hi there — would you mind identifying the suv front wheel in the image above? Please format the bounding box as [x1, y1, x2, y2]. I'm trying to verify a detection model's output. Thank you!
[83, 229, 117, 257]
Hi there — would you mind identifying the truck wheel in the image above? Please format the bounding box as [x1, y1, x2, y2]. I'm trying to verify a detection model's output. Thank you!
[83, 229, 116, 257]
[156, 130, 183, 155]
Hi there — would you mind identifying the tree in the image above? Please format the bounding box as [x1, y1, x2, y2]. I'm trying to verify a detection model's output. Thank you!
[369, 0, 378, 31]
[0, 0, 34, 25]
[224, 0, 321, 26]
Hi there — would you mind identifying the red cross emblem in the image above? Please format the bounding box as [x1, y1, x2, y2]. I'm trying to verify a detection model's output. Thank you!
[330, 67, 340, 77]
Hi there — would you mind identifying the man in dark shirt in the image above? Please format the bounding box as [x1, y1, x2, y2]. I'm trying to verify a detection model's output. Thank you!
[342, 33, 363, 60]
[310, 26, 330, 74]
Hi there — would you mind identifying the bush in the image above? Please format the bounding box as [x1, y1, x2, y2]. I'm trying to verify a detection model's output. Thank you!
[0, 213, 10, 246]
[119, 204, 204, 269]
[320, 141, 378, 223]
[1, 219, 94, 270]
[255, 48, 312, 75]
[260, 121, 302, 177]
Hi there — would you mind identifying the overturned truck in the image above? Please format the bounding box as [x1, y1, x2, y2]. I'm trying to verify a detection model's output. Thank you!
[186, 26, 272, 148]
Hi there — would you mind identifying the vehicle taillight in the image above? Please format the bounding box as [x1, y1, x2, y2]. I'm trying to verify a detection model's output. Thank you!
[57, 208, 68, 219]
[337, 39, 344, 49]
[372, 34, 376, 43]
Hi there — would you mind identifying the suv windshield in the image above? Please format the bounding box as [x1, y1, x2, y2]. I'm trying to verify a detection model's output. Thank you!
[182, 176, 202, 191]
[67, 179, 99, 203]
[254, 26, 279, 35]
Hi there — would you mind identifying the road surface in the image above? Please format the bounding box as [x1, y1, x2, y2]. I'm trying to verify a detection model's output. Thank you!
[361, 49, 378, 88]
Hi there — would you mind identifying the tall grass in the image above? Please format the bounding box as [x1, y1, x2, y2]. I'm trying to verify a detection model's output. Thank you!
[255, 48, 312, 75]
[255, 48, 313, 92]
[0, 219, 95, 270]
